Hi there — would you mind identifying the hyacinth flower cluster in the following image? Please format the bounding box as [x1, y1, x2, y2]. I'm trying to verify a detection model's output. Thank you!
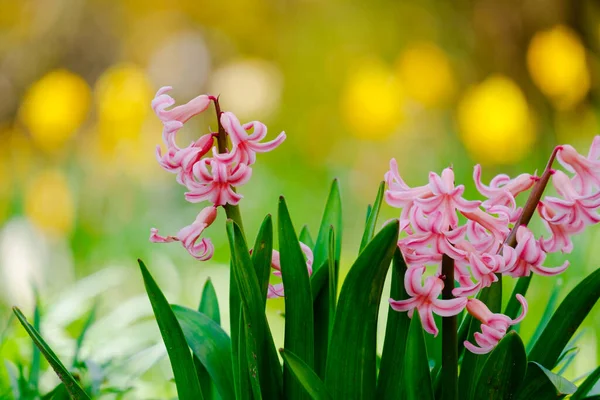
[385, 136, 600, 354]
[149, 87, 286, 261]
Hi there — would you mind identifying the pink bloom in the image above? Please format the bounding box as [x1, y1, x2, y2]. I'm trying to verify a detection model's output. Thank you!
[152, 86, 211, 124]
[505, 226, 569, 277]
[267, 242, 313, 298]
[215, 112, 286, 166]
[150, 206, 218, 261]
[464, 294, 527, 354]
[556, 136, 600, 195]
[185, 157, 252, 206]
[452, 247, 515, 297]
[544, 170, 600, 227]
[389, 266, 467, 336]
[461, 208, 510, 242]
[415, 168, 481, 229]
[537, 202, 584, 253]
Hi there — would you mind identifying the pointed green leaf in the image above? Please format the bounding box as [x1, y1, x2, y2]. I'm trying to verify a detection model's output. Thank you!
[138, 260, 203, 400]
[313, 179, 342, 270]
[195, 278, 220, 400]
[29, 298, 41, 390]
[572, 366, 600, 400]
[404, 313, 434, 400]
[236, 301, 252, 400]
[172, 305, 235, 400]
[299, 225, 315, 249]
[13, 307, 91, 400]
[472, 331, 527, 400]
[459, 282, 502, 400]
[376, 248, 410, 399]
[252, 215, 274, 305]
[516, 362, 577, 399]
[280, 349, 332, 400]
[325, 221, 399, 398]
[528, 268, 600, 369]
[359, 181, 384, 252]
[504, 275, 532, 320]
[526, 280, 561, 348]
[227, 220, 283, 399]
[279, 197, 315, 399]
[241, 308, 262, 400]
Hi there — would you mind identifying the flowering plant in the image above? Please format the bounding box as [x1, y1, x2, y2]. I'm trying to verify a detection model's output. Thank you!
[12, 88, 600, 399]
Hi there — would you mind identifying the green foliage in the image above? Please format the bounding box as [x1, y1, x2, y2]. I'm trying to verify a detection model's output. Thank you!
[404, 313, 434, 400]
[280, 349, 332, 400]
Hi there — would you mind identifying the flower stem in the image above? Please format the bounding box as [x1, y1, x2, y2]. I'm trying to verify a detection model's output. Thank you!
[441, 253, 458, 400]
[212, 96, 245, 232]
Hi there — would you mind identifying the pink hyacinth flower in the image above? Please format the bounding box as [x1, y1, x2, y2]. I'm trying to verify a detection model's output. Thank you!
[415, 168, 481, 229]
[537, 202, 584, 253]
[556, 136, 600, 195]
[389, 266, 467, 336]
[215, 112, 286, 166]
[464, 294, 527, 354]
[150, 206, 218, 261]
[544, 170, 600, 227]
[267, 242, 314, 298]
[505, 226, 569, 277]
[452, 246, 515, 297]
[185, 157, 252, 206]
[152, 86, 212, 124]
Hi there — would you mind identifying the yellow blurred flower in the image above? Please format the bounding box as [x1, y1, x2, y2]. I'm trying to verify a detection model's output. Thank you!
[457, 75, 535, 165]
[0, 160, 9, 223]
[24, 169, 74, 236]
[527, 25, 590, 110]
[395, 42, 456, 107]
[19, 70, 91, 151]
[341, 59, 404, 140]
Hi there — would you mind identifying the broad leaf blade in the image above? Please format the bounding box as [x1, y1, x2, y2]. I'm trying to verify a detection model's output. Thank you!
[138, 260, 203, 400]
[195, 278, 221, 400]
[13, 307, 91, 400]
[516, 362, 577, 400]
[173, 305, 235, 400]
[29, 299, 41, 389]
[504, 275, 532, 320]
[572, 366, 600, 400]
[526, 280, 560, 347]
[359, 181, 384, 252]
[376, 248, 410, 399]
[404, 313, 434, 400]
[313, 179, 342, 270]
[241, 308, 262, 400]
[227, 220, 283, 399]
[528, 269, 600, 369]
[279, 197, 315, 399]
[472, 331, 527, 400]
[280, 349, 332, 400]
[252, 215, 274, 305]
[324, 221, 399, 398]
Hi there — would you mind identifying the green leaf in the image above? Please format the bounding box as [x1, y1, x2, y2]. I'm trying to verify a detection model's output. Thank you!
[313, 179, 342, 270]
[72, 304, 97, 368]
[359, 181, 384, 252]
[236, 302, 252, 400]
[12, 307, 91, 400]
[516, 362, 577, 400]
[504, 275, 532, 320]
[458, 282, 502, 400]
[526, 280, 561, 348]
[572, 366, 600, 400]
[172, 305, 235, 400]
[279, 197, 315, 399]
[29, 298, 41, 389]
[376, 248, 410, 399]
[195, 279, 220, 400]
[227, 220, 283, 399]
[528, 268, 600, 369]
[404, 313, 434, 400]
[280, 349, 332, 400]
[138, 260, 203, 399]
[324, 220, 399, 398]
[472, 331, 527, 400]
[299, 225, 315, 249]
[241, 308, 262, 400]
[252, 215, 274, 305]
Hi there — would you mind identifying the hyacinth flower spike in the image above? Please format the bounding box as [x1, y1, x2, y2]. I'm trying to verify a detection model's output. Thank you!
[389, 265, 467, 336]
[267, 242, 314, 298]
[556, 136, 600, 195]
[544, 170, 600, 227]
[185, 157, 252, 206]
[505, 226, 569, 277]
[150, 206, 218, 261]
[464, 294, 528, 354]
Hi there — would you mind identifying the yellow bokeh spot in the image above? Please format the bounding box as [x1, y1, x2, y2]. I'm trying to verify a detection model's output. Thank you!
[341, 59, 404, 140]
[395, 42, 456, 107]
[457, 75, 535, 165]
[24, 169, 75, 236]
[19, 70, 91, 151]
[527, 25, 590, 110]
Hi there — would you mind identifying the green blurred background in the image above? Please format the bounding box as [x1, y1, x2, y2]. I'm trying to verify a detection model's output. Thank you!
[0, 0, 599, 396]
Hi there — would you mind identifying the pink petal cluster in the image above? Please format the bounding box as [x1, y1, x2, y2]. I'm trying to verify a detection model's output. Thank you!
[385, 136, 600, 353]
[150, 87, 285, 260]
[267, 242, 314, 298]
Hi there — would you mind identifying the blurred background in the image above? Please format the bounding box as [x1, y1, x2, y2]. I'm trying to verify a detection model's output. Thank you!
[0, 0, 599, 397]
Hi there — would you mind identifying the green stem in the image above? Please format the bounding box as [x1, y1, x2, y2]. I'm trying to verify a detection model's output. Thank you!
[212, 97, 245, 232]
[441, 253, 458, 400]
